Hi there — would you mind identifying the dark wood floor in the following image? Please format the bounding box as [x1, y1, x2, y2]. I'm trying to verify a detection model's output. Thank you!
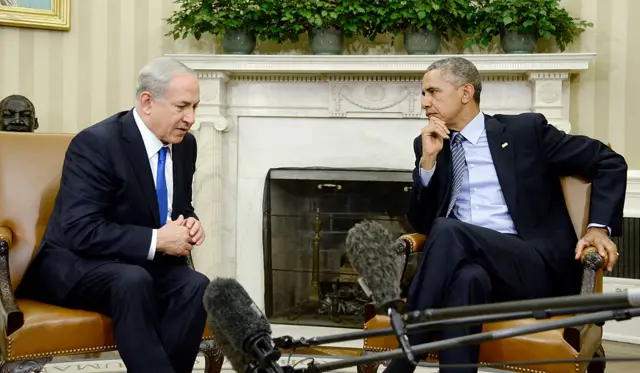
[601, 341, 640, 372]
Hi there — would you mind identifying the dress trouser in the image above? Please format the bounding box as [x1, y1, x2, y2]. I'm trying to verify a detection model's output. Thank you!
[384, 217, 555, 373]
[22, 256, 209, 373]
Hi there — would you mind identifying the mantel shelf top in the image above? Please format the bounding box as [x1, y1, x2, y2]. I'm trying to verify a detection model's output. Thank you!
[167, 53, 597, 74]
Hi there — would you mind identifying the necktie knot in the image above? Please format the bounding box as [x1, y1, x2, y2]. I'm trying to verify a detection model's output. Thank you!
[158, 146, 168, 162]
[452, 132, 466, 145]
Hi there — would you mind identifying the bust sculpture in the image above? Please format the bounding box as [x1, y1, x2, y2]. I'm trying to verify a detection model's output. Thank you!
[0, 95, 39, 132]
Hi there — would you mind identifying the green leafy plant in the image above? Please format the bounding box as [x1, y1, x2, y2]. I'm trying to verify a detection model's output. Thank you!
[465, 0, 593, 51]
[166, 0, 270, 41]
[263, 0, 340, 43]
[380, 0, 473, 40]
[267, 0, 377, 42]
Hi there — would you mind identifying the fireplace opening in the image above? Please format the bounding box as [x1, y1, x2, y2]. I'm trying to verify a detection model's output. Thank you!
[262, 167, 414, 328]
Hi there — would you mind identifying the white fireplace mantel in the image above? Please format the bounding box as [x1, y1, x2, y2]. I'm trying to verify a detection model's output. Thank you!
[168, 52, 596, 313]
[170, 53, 595, 74]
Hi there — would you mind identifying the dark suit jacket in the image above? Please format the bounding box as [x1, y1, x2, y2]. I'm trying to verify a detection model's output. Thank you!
[407, 112, 627, 295]
[26, 110, 198, 302]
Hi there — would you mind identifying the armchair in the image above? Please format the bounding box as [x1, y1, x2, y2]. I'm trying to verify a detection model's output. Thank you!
[360, 175, 609, 373]
[0, 132, 224, 372]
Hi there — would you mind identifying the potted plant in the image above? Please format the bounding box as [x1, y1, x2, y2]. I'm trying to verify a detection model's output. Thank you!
[464, 0, 593, 53]
[271, 0, 381, 54]
[381, 0, 472, 55]
[271, 0, 342, 54]
[166, 0, 270, 54]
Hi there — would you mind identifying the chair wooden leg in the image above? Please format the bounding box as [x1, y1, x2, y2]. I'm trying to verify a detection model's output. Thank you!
[587, 344, 606, 373]
[200, 339, 225, 373]
[0, 357, 52, 372]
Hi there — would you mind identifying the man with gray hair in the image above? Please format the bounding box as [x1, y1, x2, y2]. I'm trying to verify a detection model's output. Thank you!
[384, 57, 627, 373]
[18, 56, 208, 373]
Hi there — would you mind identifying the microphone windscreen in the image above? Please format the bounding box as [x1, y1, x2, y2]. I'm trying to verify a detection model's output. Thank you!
[203, 277, 272, 363]
[345, 220, 401, 308]
[205, 316, 252, 372]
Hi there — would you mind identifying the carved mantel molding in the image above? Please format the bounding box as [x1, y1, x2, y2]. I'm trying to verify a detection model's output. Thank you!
[168, 53, 595, 74]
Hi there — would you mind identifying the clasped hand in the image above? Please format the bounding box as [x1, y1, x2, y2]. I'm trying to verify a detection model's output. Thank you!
[157, 215, 206, 257]
[574, 227, 618, 272]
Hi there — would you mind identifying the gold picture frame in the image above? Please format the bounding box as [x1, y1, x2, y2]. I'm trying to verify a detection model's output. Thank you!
[0, 0, 70, 31]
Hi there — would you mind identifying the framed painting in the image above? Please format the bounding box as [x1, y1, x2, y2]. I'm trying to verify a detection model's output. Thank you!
[0, 0, 70, 31]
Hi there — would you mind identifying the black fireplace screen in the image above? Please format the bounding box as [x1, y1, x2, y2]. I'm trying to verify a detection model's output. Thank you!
[262, 167, 414, 328]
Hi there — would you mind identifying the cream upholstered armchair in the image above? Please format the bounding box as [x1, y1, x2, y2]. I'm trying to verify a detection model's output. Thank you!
[359, 175, 609, 373]
[0, 132, 224, 372]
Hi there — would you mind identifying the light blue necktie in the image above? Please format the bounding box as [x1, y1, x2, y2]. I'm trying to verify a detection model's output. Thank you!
[156, 146, 168, 226]
[447, 133, 466, 217]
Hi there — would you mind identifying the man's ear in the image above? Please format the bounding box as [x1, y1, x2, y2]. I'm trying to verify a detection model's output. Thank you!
[139, 92, 154, 115]
[461, 84, 475, 104]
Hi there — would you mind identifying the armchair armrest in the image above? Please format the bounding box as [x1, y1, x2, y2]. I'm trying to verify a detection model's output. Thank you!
[580, 247, 606, 295]
[0, 226, 24, 335]
[398, 233, 428, 253]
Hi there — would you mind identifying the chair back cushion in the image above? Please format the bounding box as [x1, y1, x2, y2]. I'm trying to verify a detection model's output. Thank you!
[0, 132, 74, 290]
[559, 175, 592, 238]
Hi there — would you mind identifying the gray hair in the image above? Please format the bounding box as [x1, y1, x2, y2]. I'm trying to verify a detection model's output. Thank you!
[135, 57, 195, 100]
[426, 57, 482, 104]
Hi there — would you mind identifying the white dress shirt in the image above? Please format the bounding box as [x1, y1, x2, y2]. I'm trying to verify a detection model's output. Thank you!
[132, 108, 173, 260]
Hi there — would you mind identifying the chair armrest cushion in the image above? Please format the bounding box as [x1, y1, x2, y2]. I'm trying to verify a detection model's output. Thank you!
[398, 233, 428, 253]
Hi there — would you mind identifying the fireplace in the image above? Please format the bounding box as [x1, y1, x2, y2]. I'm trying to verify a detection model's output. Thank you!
[262, 167, 413, 328]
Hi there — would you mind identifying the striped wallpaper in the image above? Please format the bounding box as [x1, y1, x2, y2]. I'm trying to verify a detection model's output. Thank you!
[0, 0, 638, 167]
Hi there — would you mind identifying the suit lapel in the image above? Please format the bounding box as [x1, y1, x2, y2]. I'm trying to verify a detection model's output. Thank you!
[485, 116, 518, 217]
[171, 142, 184, 220]
[120, 111, 160, 225]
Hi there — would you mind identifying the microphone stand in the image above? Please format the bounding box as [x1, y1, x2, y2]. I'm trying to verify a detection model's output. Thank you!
[273, 303, 628, 350]
[289, 307, 640, 373]
[403, 289, 640, 322]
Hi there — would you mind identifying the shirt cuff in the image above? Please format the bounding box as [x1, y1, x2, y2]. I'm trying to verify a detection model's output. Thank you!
[419, 163, 436, 187]
[587, 223, 611, 236]
[147, 229, 157, 260]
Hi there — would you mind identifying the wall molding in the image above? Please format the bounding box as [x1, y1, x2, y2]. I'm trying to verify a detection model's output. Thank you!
[602, 277, 640, 344]
[625, 170, 640, 218]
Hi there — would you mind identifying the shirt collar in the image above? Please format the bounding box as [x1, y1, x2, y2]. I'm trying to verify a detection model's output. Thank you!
[132, 108, 171, 159]
[453, 111, 485, 145]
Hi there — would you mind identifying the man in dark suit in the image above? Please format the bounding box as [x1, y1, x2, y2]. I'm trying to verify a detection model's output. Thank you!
[384, 57, 627, 373]
[18, 57, 209, 373]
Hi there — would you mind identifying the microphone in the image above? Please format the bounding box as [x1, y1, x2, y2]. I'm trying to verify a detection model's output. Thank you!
[403, 287, 640, 323]
[345, 220, 414, 363]
[203, 277, 283, 373]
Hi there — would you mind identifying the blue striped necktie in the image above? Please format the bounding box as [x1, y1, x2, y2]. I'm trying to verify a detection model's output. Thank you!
[446, 133, 466, 217]
[156, 146, 168, 226]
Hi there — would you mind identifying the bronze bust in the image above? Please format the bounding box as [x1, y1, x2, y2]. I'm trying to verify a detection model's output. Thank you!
[0, 95, 39, 132]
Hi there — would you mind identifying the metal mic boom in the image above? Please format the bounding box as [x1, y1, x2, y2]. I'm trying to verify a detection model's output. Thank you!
[292, 307, 640, 373]
[274, 303, 623, 350]
[403, 288, 640, 322]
